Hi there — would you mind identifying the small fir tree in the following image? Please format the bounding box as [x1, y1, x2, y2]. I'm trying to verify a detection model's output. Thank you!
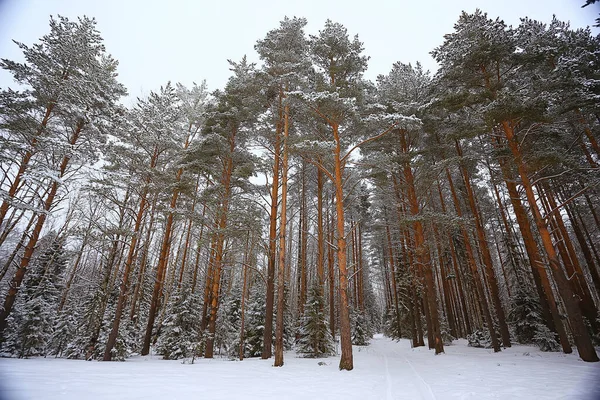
[156, 287, 201, 360]
[245, 283, 267, 357]
[351, 308, 371, 346]
[215, 285, 243, 358]
[296, 286, 335, 358]
[1, 241, 67, 358]
[438, 317, 455, 346]
[50, 306, 80, 357]
[508, 286, 558, 351]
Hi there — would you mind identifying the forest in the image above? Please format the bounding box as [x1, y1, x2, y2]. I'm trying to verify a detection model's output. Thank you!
[0, 9, 599, 374]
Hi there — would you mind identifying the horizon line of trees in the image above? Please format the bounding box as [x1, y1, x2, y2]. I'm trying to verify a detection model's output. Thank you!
[0, 9, 599, 369]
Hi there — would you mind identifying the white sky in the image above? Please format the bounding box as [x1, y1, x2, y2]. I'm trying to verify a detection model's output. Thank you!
[0, 0, 598, 104]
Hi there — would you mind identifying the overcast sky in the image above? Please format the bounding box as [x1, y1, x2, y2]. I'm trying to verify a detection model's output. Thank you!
[0, 0, 598, 104]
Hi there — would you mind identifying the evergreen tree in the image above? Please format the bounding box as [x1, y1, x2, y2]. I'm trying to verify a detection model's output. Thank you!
[509, 286, 560, 351]
[1, 240, 67, 357]
[296, 286, 335, 358]
[156, 287, 201, 360]
[351, 308, 372, 346]
[215, 285, 243, 358]
[245, 282, 267, 358]
[50, 305, 80, 357]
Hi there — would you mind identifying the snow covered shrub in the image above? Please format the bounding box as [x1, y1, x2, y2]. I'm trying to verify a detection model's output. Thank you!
[215, 286, 243, 358]
[351, 308, 372, 346]
[508, 287, 542, 344]
[467, 329, 495, 348]
[508, 287, 559, 351]
[244, 282, 267, 357]
[0, 241, 67, 358]
[50, 306, 80, 357]
[439, 318, 455, 346]
[383, 308, 402, 340]
[533, 324, 560, 352]
[63, 286, 107, 360]
[157, 288, 200, 360]
[296, 286, 335, 358]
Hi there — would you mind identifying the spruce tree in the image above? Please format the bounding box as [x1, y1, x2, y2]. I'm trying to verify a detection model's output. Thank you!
[351, 308, 372, 346]
[296, 286, 335, 358]
[156, 287, 201, 360]
[1, 240, 67, 357]
[245, 282, 267, 358]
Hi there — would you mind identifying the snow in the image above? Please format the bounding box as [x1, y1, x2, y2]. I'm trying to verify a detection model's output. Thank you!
[1, 335, 599, 400]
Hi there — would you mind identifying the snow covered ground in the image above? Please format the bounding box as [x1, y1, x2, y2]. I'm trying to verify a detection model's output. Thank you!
[1, 334, 599, 399]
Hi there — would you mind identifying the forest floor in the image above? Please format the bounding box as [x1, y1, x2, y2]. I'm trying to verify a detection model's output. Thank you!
[1, 334, 599, 399]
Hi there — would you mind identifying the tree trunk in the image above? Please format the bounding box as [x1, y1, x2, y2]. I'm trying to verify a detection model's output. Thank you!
[445, 167, 499, 352]
[327, 192, 336, 338]
[501, 120, 598, 362]
[239, 233, 250, 361]
[298, 160, 308, 316]
[455, 140, 511, 347]
[399, 130, 444, 355]
[178, 177, 201, 288]
[103, 149, 159, 360]
[190, 200, 208, 294]
[0, 212, 36, 283]
[385, 215, 402, 337]
[332, 123, 353, 370]
[317, 168, 325, 292]
[0, 121, 82, 335]
[262, 98, 282, 360]
[130, 193, 158, 322]
[142, 127, 195, 356]
[492, 138, 570, 352]
[204, 126, 236, 358]
[274, 100, 289, 367]
[0, 103, 56, 227]
[540, 185, 598, 334]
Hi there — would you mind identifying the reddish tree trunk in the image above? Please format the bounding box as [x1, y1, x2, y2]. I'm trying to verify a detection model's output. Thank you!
[455, 140, 511, 347]
[204, 127, 236, 358]
[274, 102, 289, 367]
[501, 120, 597, 362]
[0, 121, 82, 335]
[332, 123, 353, 370]
[445, 167, 499, 352]
[262, 101, 282, 359]
[400, 130, 443, 354]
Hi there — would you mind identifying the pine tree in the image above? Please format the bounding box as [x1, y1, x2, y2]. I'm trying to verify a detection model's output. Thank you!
[0, 240, 67, 357]
[0, 15, 126, 337]
[156, 287, 201, 360]
[508, 286, 560, 352]
[215, 285, 243, 358]
[245, 282, 267, 358]
[50, 305, 79, 357]
[351, 308, 372, 346]
[296, 286, 335, 358]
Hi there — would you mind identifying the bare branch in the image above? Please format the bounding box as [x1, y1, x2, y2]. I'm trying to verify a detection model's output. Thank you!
[341, 123, 398, 165]
[543, 184, 595, 222]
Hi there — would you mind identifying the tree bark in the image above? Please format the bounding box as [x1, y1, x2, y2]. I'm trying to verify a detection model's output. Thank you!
[204, 126, 236, 359]
[445, 167, 499, 352]
[455, 140, 511, 347]
[501, 120, 598, 362]
[262, 98, 282, 360]
[332, 123, 353, 370]
[0, 120, 83, 335]
[274, 99, 289, 367]
[142, 127, 195, 356]
[492, 138, 570, 352]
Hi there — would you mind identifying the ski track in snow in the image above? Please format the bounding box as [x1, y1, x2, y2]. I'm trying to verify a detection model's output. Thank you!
[401, 354, 436, 400]
[374, 337, 435, 400]
[1, 335, 599, 400]
[383, 354, 393, 400]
